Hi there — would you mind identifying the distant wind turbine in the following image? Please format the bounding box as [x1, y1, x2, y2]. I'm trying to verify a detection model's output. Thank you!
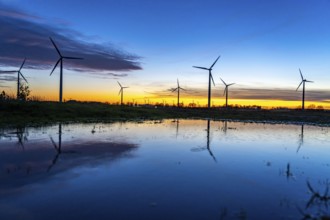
[171, 79, 186, 107]
[118, 81, 128, 105]
[193, 55, 220, 108]
[220, 78, 235, 108]
[296, 69, 313, 110]
[49, 37, 83, 103]
[0, 58, 28, 100]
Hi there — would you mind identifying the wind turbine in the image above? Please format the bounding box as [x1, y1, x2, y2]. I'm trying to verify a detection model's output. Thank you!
[117, 81, 128, 105]
[0, 58, 28, 100]
[296, 69, 313, 110]
[171, 78, 186, 107]
[220, 78, 235, 108]
[49, 37, 83, 103]
[193, 55, 220, 108]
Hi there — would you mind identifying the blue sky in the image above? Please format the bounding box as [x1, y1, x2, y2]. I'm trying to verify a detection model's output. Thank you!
[0, 0, 330, 106]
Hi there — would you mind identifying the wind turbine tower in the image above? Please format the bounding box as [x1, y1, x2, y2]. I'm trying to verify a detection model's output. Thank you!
[193, 55, 220, 108]
[117, 81, 129, 105]
[171, 78, 186, 107]
[220, 78, 235, 108]
[0, 58, 28, 100]
[296, 69, 313, 110]
[49, 37, 83, 103]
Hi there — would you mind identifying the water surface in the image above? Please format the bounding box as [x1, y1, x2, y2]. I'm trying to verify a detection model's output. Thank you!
[0, 120, 329, 219]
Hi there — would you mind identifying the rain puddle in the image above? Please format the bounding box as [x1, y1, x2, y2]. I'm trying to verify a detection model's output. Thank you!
[0, 119, 329, 219]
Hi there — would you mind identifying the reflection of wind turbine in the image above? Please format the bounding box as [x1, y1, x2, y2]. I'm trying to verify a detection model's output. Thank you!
[190, 120, 217, 162]
[117, 81, 129, 105]
[220, 78, 235, 108]
[296, 124, 304, 153]
[49, 37, 83, 103]
[206, 120, 217, 162]
[48, 123, 62, 172]
[296, 69, 313, 110]
[176, 119, 179, 138]
[221, 121, 228, 134]
[171, 79, 186, 107]
[0, 58, 28, 100]
[193, 56, 220, 108]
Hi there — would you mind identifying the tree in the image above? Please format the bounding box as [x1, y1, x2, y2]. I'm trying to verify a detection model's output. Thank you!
[0, 91, 9, 101]
[19, 83, 30, 101]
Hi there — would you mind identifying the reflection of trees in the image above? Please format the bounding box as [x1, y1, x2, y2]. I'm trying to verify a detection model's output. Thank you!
[296, 124, 304, 153]
[2, 127, 28, 150]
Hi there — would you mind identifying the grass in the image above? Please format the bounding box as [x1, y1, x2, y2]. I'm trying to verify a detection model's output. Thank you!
[1, 101, 330, 127]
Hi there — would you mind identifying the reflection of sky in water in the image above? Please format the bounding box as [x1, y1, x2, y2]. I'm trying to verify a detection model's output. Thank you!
[0, 120, 330, 220]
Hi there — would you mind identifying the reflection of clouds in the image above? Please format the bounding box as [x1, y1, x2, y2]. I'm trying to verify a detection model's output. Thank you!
[0, 140, 138, 195]
[0, 5, 141, 75]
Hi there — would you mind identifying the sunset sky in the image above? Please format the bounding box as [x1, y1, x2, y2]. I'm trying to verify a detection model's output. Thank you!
[0, 0, 330, 108]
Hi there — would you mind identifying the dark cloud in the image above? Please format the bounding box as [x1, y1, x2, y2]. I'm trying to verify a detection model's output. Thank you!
[0, 75, 16, 82]
[0, 5, 142, 74]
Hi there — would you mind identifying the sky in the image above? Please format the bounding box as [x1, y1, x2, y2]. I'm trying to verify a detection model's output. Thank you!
[0, 0, 330, 108]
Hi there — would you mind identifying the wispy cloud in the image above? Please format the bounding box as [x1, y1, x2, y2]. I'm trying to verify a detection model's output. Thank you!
[0, 5, 142, 74]
[149, 86, 330, 103]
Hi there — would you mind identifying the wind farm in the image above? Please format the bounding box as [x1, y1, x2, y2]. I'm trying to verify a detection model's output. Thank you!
[1, 2, 330, 220]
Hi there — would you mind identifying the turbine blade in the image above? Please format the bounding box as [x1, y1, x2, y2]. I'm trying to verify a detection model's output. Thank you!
[172, 88, 178, 92]
[210, 73, 215, 86]
[118, 88, 122, 95]
[210, 55, 221, 69]
[49, 37, 62, 57]
[306, 80, 313, 83]
[19, 72, 28, 83]
[19, 58, 26, 71]
[220, 77, 226, 85]
[180, 87, 186, 91]
[177, 78, 179, 87]
[296, 81, 303, 91]
[50, 137, 58, 150]
[63, 56, 83, 60]
[117, 81, 122, 88]
[50, 59, 61, 75]
[299, 68, 304, 80]
[193, 66, 209, 70]
[228, 83, 235, 86]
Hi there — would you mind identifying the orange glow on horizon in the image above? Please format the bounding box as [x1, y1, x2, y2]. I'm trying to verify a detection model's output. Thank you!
[21, 88, 330, 109]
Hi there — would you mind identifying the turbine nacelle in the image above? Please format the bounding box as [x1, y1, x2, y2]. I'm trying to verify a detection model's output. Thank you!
[296, 68, 313, 91]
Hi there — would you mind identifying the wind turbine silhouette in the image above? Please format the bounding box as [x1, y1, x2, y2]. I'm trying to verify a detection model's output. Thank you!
[193, 55, 220, 108]
[296, 69, 313, 110]
[220, 78, 235, 108]
[49, 37, 83, 103]
[117, 81, 128, 105]
[0, 58, 28, 100]
[171, 79, 186, 107]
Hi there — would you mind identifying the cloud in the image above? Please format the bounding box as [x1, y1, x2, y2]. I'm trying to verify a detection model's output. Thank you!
[0, 5, 142, 74]
[150, 86, 330, 103]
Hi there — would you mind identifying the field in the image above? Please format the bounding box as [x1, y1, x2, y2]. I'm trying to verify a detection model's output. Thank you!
[1, 101, 329, 127]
